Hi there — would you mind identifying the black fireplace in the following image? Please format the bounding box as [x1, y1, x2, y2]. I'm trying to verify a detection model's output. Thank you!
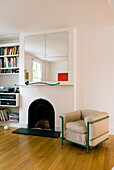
[28, 98, 55, 131]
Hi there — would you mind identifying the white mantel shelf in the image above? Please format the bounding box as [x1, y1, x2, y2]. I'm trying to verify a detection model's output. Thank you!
[18, 84, 74, 87]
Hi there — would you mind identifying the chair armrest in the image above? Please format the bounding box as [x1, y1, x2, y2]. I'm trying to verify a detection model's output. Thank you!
[60, 110, 81, 138]
[84, 112, 109, 146]
[84, 112, 109, 125]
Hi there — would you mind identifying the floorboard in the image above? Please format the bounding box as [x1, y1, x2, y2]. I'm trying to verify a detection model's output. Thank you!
[0, 127, 114, 170]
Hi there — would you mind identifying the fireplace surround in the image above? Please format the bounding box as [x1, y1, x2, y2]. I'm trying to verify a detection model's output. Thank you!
[12, 98, 60, 137]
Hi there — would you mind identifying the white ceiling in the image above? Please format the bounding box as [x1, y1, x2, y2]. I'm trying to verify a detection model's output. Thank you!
[0, 0, 114, 36]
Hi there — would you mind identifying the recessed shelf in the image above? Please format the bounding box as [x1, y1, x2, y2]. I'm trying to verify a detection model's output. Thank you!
[0, 73, 19, 75]
[0, 67, 19, 70]
[0, 54, 19, 58]
[8, 121, 19, 123]
[0, 105, 18, 107]
[0, 99, 16, 101]
[0, 120, 19, 123]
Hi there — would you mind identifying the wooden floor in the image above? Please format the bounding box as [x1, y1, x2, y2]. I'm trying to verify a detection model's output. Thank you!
[0, 127, 114, 170]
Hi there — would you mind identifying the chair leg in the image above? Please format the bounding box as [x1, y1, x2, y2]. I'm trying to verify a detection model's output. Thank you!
[62, 138, 63, 145]
[87, 146, 89, 154]
[87, 122, 89, 154]
[60, 116, 64, 145]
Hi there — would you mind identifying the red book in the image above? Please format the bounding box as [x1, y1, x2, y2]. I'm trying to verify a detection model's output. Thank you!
[58, 73, 68, 81]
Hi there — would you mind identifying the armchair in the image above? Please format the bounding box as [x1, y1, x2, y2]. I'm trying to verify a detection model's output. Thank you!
[60, 109, 109, 153]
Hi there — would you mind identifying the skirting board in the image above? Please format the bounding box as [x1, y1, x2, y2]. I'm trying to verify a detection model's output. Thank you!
[0, 121, 19, 128]
[109, 127, 114, 135]
[19, 122, 28, 128]
[55, 125, 60, 131]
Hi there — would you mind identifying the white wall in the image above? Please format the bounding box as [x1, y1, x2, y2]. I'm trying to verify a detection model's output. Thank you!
[0, 75, 19, 87]
[80, 26, 114, 134]
[75, 29, 84, 110]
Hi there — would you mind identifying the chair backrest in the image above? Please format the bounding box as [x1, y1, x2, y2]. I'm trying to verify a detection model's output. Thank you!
[81, 109, 100, 120]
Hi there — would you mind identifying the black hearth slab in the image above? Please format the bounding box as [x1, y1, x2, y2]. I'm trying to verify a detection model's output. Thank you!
[12, 128, 60, 138]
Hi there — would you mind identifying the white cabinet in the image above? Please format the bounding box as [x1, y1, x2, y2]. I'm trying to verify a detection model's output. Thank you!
[0, 93, 19, 124]
[0, 93, 19, 107]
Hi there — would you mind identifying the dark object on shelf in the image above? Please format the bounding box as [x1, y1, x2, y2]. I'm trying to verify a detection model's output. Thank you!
[12, 128, 60, 138]
[2, 95, 16, 99]
[1, 101, 16, 105]
[0, 87, 14, 92]
[0, 86, 19, 93]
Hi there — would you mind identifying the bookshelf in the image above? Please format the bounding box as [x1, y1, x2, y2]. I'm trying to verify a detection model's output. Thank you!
[0, 93, 19, 123]
[0, 42, 20, 127]
[0, 43, 19, 75]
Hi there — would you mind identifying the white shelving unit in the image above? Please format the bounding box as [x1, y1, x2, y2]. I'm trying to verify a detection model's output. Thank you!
[0, 93, 19, 125]
[0, 43, 19, 75]
[0, 42, 20, 127]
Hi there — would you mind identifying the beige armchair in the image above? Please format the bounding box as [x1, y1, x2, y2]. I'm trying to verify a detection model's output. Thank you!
[60, 109, 109, 153]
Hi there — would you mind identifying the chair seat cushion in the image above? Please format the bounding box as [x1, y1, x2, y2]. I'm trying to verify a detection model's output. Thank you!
[66, 130, 87, 145]
[66, 120, 87, 134]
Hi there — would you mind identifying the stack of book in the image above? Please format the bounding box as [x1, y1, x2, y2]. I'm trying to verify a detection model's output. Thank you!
[3, 56, 19, 68]
[0, 46, 19, 56]
[0, 109, 9, 121]
[8, 113, 19, 122]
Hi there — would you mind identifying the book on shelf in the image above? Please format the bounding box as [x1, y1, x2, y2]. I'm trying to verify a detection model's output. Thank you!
[0, 109, 19, 122]
[0, 58, 3, 68]
[0, 56, 19, 69]
[4, 57, 7, 68]
[8, 113, 19, 122]
[0, 108, 9, 121]
[0, 45, 19, 74]
[0, 46, 19, 56]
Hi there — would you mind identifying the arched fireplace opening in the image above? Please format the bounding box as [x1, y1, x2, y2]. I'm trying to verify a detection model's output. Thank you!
[28, 98, 55, 131]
